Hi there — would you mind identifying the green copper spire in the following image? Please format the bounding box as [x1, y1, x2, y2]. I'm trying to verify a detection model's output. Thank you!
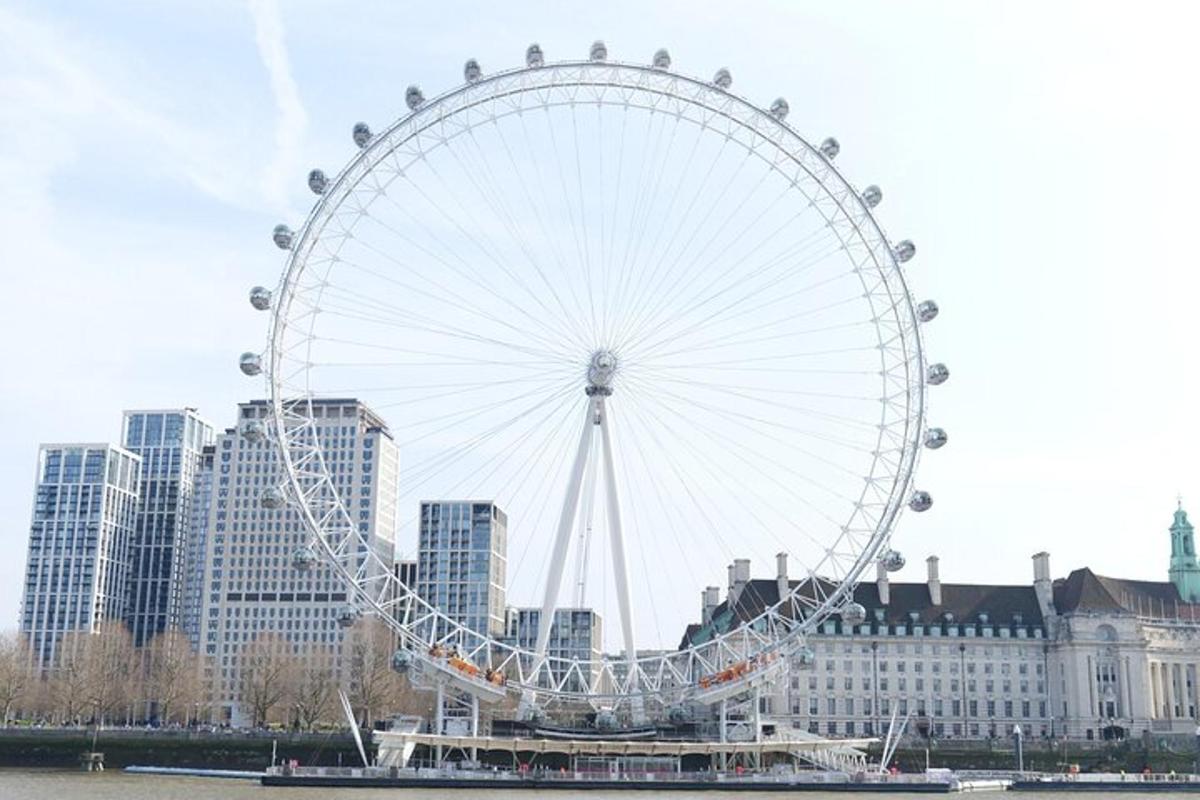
[1169, 499, 1200, 603]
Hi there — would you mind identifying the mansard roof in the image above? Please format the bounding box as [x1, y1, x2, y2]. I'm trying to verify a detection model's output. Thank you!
[1053, 567, 1184, 615]
[680, 577, 1043, 649]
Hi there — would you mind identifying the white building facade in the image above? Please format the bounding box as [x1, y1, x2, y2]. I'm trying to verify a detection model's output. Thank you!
[197, 399, 398, 724]
[687, 507, 1200, 743]
[19, 444, 141, 668]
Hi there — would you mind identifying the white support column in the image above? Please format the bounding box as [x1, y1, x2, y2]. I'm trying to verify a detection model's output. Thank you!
[573, 437, 599, 608]
[435, 683, 445, 763]
[1150, 661, 1161, 720]
[598, 397, 643, 723]
[533, 398, 596, 663]
[470, 694, 479, 762]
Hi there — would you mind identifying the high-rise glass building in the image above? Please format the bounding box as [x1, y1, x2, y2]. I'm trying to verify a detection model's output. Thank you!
[198, 399, 398, 725]
[504, 607, 602, 691]
[19, 444, 141, 668]
[182, 443, 216, 651]
[416, 501, 508, 637]
[122, 409, 214, 646]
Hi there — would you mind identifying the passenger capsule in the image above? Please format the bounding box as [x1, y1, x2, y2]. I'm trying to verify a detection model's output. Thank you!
[819, 137, 840, 160]
[522, 704, 545, 724]
[595, 708, 618, 730]
[713, 68, 732, 89]
[861, 185, 883, 209]
[259, 486, 286, 510]
[894, 240, 916, 263]
[652, 48, 671, 69]
[307, 169, 328, 195]
[405, 85, 425, 111]
[769, 98, 789, 121]
[241, 419, 266, 443]
[463, 59, 482, 83]
[272, 224, 293, 250]
[239, 352, 262, 377]
[291, 546, 317, 571]
[927, 363, 950, 386]
[842, 602, 867, 626]
[336, 606, 361, 628]
[526, 43, 545, 67]
[924, 427, 948, 449]
[352, 122, 373, 148]
[917, 299, 939, 322]
[667, 705, 689, 725]
[881, 549, 906, 572]
[249, 286, 272, 311]
[909, 491, 934, 512]
[590, 40, 608, 62]
[391, 649, 413, 674]
[795, 646, 817, 669]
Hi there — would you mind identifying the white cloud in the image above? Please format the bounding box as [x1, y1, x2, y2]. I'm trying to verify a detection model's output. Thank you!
[247, 0, 309, 214]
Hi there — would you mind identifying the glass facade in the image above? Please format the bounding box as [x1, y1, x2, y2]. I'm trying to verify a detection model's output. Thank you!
[122, 409, 214, 646]
[416, 501, 507, 637]
[504, 607, 602, 691]
[20, 444, 141, 668]
[182, 443, 216, 651]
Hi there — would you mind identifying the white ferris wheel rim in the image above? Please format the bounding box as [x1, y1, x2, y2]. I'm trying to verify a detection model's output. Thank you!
[261, 54, 930, 707]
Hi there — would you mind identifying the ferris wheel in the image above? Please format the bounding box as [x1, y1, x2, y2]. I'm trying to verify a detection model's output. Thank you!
[239, 41, 948, 720]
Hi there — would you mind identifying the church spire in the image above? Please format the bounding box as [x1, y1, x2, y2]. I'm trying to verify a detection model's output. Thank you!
[1169, 500, 1200, 602]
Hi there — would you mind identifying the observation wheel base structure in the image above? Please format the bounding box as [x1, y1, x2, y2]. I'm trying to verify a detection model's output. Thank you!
[241, 39, 951, 727]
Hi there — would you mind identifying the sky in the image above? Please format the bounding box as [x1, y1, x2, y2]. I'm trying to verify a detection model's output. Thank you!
[3, 0, 1200, 637]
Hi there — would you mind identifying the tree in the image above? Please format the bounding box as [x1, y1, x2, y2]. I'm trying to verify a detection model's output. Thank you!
[51, 632, 92, 725]
[289, 644, 336, 731]
[239, 633, 291, 727]
[143, 628, 202, 725]
[0, 632, 31, 726]
[78, 621, 136, 727]
[343, 617, 399, 727]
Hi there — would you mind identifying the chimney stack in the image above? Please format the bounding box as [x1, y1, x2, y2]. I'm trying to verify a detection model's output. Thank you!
[876, 560, 890, 606]
[776, 552, 789, 602]
[1032, 551, 1056, 617]
[731, 558, 751, 605]
[1032, 551, 1051, 584]
[702, 586, 721, 624]
[927, 555, 942, 606]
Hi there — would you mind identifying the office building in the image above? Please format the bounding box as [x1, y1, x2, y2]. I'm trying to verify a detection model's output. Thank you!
[504, 607, 602, 691]
[182, 443, 216, 651]
[121, 409, 214, 646]
[19, 444, 141, 668]
[416, 501, 508, 637]
[198, 398, 398, 725]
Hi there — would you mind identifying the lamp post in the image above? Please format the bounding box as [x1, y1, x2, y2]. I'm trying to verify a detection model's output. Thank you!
[1014, 724, 1024, 774]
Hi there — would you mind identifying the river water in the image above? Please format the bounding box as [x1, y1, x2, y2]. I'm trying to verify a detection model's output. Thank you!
[1, 770, 1199, 799]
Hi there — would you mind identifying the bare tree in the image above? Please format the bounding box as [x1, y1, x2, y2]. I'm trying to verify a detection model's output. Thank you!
[143, 628, 202, 725]
[0, 632, 31, 726]
[343, 617, 399, 727]
[239, 633, 291, 727]
[51, 631, 92, 725]
[79, 621, 136, 727]
[289, 643, 336, 731]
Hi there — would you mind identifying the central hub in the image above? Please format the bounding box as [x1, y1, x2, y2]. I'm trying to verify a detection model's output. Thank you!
[586, 349, 618, 396]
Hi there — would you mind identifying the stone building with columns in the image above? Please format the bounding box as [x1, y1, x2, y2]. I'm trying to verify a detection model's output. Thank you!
[682, 505, 1200, 742]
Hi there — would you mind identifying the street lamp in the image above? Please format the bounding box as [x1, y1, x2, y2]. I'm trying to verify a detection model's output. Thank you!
[1013, 724, 1024, 774]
